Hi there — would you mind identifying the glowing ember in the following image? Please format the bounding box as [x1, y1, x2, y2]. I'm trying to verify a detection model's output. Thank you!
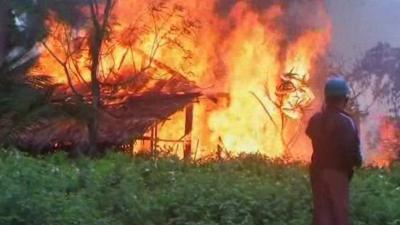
[30, 0, 332, 160]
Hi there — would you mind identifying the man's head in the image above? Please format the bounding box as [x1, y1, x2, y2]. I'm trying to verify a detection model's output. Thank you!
[324, 76, 350, 109]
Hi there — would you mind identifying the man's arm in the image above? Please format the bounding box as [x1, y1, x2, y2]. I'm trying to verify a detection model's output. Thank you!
[306, 113, 319, 139]
[337, 113, 362, 168]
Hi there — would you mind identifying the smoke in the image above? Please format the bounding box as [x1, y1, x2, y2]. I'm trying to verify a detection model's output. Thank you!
[216, 0, 276, 16]
[216, 0, 327, 39]
[280, 0, 328, 41]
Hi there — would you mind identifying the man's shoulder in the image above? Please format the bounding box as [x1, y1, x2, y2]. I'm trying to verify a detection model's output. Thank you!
[338, 111, 357, 131]
[310, 112, 324, 121]
[309, 110, 356, 127]
[328, 110, 357, 132]
[306, 112, 324, 136]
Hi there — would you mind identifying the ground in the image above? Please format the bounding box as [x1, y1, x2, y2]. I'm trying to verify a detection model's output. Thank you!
[0, 149, 399, 225]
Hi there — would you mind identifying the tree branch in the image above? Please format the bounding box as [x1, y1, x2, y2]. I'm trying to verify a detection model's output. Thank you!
[41, 42, 83, 99]
[249, 91, 278, 129]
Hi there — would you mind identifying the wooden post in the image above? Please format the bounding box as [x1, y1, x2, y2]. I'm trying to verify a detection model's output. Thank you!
[154, 123, 158, 154]
[150, 123, 158, 157]
[184, 104, 194, 159]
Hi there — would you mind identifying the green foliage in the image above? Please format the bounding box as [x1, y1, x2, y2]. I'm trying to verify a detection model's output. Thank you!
[0, 150, 399, 225]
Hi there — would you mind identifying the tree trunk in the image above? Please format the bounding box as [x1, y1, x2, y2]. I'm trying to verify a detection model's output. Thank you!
[88, 37, 101, 156]
[0, 1, 10, 66]
[87, 0, 113, 155]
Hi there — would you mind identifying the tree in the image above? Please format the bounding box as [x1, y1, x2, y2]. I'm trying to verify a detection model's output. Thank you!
[0, 1, 11, 66]
[250, 69, 314, 156]
[36, 1, 199, 155]
[328, 43, 400, 160]
[86, 0, 114, 155]
[347, 43, 400, 118]
[0, 0, 86, 146]
[351, 43, 400, 158]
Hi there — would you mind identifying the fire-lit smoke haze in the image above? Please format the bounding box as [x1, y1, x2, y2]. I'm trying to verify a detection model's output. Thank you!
[31, 0, 331, 160]
[327, 0, 400, 167]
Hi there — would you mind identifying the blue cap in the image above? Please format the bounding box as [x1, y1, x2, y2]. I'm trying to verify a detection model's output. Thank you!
[324, 76, 350, 97]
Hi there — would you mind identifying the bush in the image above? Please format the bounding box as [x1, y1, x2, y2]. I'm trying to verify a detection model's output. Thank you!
[0, 149, 398, 225]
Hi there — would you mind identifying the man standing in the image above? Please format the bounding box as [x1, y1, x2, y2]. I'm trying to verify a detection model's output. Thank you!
[306, 77, 362, 225]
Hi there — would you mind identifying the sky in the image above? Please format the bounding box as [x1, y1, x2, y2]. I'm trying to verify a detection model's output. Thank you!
[326, 0, 400, 61]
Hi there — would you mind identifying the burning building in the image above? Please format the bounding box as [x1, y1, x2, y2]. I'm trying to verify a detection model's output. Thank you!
[24, 0, 332, 160]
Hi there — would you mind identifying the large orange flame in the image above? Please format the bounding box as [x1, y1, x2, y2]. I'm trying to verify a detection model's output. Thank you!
[31, 0, 332, 161]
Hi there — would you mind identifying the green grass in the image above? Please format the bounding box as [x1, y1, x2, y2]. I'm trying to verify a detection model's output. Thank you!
[0, 149, 399, 225]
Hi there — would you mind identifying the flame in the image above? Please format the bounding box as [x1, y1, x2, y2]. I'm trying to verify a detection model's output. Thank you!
[30, 0, 331, 161]
[366, 117, 399, 168]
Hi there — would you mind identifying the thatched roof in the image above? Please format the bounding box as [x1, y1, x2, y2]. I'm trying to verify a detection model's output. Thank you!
[16, 92, 200, 152]
[15, 67, 203, 152]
